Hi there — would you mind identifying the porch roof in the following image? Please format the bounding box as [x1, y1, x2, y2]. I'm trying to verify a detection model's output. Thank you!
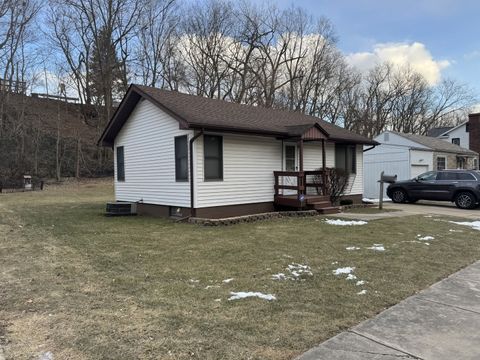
[99, 84, 378, 147]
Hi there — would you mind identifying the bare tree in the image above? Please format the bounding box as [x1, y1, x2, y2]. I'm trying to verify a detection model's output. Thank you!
[135, 0, 179, 88]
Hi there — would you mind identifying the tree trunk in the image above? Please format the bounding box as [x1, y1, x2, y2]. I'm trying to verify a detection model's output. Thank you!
[76, 138, 81, 178]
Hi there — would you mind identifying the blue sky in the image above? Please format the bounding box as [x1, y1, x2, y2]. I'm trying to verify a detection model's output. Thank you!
[271, 0, 480, 94]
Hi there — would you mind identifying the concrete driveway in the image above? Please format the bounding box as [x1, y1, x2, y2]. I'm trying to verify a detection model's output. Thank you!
[296, 261, 480, 360]
[384, 200, 480, 220]
[331, 200, 480, 222]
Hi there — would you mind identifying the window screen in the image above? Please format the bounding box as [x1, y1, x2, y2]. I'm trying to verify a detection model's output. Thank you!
[335, 144, 356, 174]
[175, 136, 188, 181]
[204, 135, 223, 180]
[116, 146, 125, 181]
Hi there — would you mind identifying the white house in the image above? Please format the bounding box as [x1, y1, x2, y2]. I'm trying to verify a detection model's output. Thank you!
[427, 121, 470, 149]
[99, 85, 377, 218]
[363, 131, 479, 199]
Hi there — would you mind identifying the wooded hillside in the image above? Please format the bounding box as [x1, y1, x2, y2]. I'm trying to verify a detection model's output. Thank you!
[0, 90, 112, 183]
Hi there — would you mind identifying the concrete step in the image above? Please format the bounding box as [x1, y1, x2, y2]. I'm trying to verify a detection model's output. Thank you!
[317, 206, 341, 215]
[308, 201, 332, 210]
[305, 195, 330, 204]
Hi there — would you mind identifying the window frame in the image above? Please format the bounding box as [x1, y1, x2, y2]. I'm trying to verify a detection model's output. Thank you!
[116, 146, 125, 182]
[174, 135, 189, 182]
[451, 138, 460, 146]
[203, 135, 223, 181]
[436, 156, 446, 171]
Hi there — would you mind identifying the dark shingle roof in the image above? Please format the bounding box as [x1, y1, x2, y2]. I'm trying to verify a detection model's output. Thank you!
[426, 126, 453, 137]
[99, 84, 377, 146]
[392, 132, 477, 155]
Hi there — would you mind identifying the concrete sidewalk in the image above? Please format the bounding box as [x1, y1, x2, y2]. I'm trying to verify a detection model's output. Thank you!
[297, 261, 480, 360]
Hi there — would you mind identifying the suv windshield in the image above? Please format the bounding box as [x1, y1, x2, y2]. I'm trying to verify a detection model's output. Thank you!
[417, 171, 437, 181]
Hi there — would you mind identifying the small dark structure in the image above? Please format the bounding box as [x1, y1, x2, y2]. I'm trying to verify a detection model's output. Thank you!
[105, 202, 137, 216]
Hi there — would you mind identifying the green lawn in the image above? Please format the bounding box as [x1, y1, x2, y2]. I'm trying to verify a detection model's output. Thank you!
[1, 180, 479, 359]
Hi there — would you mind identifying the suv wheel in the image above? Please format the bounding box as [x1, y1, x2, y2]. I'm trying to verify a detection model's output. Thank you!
[391, 188, 408, 203]
[454, 192, 476, 209]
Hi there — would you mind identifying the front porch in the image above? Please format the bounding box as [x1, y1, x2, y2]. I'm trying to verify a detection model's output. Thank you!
[273, 170, 340, 214]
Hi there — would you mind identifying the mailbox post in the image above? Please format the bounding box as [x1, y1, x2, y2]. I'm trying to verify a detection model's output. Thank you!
[378, 171, 397, 210]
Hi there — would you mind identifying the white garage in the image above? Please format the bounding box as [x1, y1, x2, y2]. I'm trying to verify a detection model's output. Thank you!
[363, 131, 478, 199]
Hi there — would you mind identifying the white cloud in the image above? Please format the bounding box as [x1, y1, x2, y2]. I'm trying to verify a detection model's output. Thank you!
[346, 42, 450, 85]
[464, 50, 480, 61]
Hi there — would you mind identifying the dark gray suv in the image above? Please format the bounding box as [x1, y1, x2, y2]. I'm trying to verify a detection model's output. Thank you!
[387, 170, 480, 209]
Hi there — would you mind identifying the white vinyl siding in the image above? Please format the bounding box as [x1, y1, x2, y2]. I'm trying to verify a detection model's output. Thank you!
[303, 142, 335, 169]
[195, 134, 281, 208]
[114, 101, 367, 208]
[350, 145, 363, 195]
[114, 99, 192, 207]
[440, 124, 469, 149]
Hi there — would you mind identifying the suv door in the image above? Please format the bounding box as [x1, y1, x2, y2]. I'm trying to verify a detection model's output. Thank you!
[433, 171, 458, 200]
[408, 171, 437, 199]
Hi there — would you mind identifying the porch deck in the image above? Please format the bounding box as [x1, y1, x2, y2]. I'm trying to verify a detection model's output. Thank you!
[273, 170, 340, 214]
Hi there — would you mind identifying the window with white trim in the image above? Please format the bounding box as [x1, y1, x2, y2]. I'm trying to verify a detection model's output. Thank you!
[174, 135, 188, 181]
[436, 156, 446, 170]
[204, 135, 223, 181]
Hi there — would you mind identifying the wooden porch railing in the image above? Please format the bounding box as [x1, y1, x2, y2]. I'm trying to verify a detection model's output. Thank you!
[274, 170, 328, 197]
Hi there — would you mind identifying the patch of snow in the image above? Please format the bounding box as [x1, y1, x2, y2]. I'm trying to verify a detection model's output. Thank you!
[189, 279, 200, 283]
[367, 244, 385, 251]
[449, 229, 463, 233]
[38, 352, 53, 360]
[356, 280, 365, 286]
[271, 273, 287, 280]
[333, 267, 355, 275]
[417, 235, 435, 241]
[272, 264, 313, 281]
[326, 219, 368, 226]
[228, 291, 276, 301]
[331, 261, 338, 265]
[205, 285, 220, 289]
[362, 198, 391, 203]
[449, 221, 480, 231]
[424, 215, 433, 218]
[222, 278, 234, 283]
[357, 290, 367, 295]
[346, 273, 357, 280]
[346, 246, 361, 251]
[214, 298, 222, 302]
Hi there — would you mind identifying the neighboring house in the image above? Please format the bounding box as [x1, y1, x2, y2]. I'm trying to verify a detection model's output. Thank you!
[427, 112, 480, 167]
[363, 131, 479, 199]
[427, 122, 470, 149]
[98, 85, 377, 218]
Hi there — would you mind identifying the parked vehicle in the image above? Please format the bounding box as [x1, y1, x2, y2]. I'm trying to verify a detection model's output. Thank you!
[386, 170, 480, 209]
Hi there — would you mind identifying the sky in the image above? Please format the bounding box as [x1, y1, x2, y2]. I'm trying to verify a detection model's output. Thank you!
[270, 0, 480, 94]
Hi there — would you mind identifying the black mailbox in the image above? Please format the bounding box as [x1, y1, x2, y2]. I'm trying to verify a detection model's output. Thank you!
[380, 173, 397, 184]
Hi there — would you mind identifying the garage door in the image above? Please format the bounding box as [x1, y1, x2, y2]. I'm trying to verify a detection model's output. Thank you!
[411, 165, 429, 178]
[363, 146, 410, 199]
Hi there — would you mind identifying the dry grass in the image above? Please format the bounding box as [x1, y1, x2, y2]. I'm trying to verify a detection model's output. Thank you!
[344, 207, 400, 214]
[1, 181, 479, 359]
